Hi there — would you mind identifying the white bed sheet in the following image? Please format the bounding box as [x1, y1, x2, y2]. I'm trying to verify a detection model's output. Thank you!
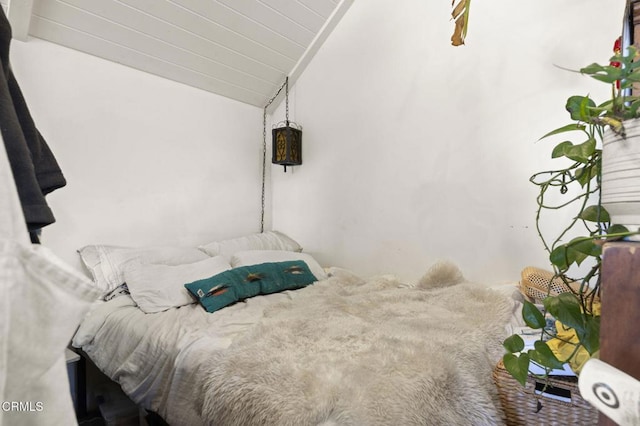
[73, 289, 310, 425]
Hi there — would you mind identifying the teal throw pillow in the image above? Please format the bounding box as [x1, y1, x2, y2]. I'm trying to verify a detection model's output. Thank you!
[184, 260, 317, 313]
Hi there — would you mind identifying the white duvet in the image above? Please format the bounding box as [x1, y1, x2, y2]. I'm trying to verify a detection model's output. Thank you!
[73, 265, 523, 426]
[73, 284, 313, 425]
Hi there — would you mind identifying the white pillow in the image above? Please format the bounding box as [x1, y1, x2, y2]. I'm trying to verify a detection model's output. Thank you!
[124, 256, 232, 313]
[77, 245, 209, 296]
[77, 245, 125, 288]
[198, 231, 302, 261]
[230, 250, 327, 281]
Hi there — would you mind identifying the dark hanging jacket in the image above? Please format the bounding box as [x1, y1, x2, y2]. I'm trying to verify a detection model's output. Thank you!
[0, 7, 66, 238]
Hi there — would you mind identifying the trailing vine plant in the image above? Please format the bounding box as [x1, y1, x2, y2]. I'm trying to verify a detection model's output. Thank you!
[502, 45, 640, 386]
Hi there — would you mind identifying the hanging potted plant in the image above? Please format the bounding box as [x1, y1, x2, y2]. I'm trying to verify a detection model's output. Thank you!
[593, 40, 640, 231]
[502, 43, 640, 386]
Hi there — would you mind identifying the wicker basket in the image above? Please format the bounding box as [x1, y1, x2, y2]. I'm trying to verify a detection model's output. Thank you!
[493, 360, 598, 425]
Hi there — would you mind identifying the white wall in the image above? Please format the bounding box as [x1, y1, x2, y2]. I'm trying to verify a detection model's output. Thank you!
[271, 0, 626, 284]
[10, 38, 265, 271]
[7, 1, 626, 284]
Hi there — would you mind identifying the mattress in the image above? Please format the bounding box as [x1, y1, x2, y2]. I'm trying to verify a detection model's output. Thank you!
[73, 267, 525, 425]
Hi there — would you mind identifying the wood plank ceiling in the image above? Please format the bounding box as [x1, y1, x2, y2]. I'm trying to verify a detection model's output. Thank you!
[2, 0, 353, 108]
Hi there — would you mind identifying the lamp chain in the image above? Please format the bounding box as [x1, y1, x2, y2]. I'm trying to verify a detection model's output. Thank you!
[285, 76, 289, 125]
[261, 107, 267, 233]
[260, 77, 289, 233]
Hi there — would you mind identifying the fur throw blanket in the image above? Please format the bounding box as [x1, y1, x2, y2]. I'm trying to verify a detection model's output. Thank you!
[197, 262, 514, 425]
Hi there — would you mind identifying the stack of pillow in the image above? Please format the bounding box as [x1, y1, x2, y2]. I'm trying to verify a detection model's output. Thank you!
[77, 231, 326, 314]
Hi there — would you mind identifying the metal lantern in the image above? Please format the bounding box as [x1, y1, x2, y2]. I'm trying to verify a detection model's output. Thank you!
[271, 77, 302, 172]
[272, 121, 302, 172]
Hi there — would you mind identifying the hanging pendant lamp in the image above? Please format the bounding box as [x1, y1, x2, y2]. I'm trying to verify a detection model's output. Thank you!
[271, 77, 302, 172]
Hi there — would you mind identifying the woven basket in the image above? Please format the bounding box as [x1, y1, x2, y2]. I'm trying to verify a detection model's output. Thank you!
[493, 360, 598, 425]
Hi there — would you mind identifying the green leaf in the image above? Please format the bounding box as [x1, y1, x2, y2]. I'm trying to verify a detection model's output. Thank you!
[579, 208, 607, 223]
[565, 96, 596, 121]
[551, 141, 572, 158]
[576, 315, 600, 355]
[522, 300, 546, 329]
[590, 73, 622, 84]
[544, 293, 586, 334]
[564, 138, 596, 163]
[624, 72, 640, 83]
[503, 353, 530, 387]
[570, 249, 590, 266]
[629, 100, 640, 118]
[580, 205, 610, 223]
[575, 163, 599, 188]
[568, 238, 602, 259]
[503, 334, 525, 353]
[550, 245, 569, 271]
[608, 224, 630, 235]
[629, 56, 640, 70]
[550, 239, 595, 270]
[539, 123, 585, 140]
[529, 341, 565, 369]
[580, 63, 607, 74]
[580, 62, 624, 83]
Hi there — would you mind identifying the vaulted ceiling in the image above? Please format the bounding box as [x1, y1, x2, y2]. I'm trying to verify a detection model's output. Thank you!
[2, 0, 353, 108]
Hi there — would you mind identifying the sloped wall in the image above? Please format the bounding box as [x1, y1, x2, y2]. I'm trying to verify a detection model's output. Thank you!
[9, 37, 264, 271]
[271, 0, 625, 283]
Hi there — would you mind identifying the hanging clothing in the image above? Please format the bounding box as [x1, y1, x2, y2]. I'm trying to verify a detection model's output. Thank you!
[0, 240, 102, 426]
[1, 118, 101, 426]
[0, 8, 66, 239]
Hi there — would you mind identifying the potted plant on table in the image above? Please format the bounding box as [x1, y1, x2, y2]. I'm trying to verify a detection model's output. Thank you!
[502, 43, 640, 386]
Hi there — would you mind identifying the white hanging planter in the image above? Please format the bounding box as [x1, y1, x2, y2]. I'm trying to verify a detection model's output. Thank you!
[602, 118, 640, 231]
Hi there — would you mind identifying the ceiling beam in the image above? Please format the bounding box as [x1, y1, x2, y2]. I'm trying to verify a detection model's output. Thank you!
[7, 0, 34, 41]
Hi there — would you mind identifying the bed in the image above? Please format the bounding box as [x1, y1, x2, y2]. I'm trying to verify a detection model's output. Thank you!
[72, 231, 523, 426]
